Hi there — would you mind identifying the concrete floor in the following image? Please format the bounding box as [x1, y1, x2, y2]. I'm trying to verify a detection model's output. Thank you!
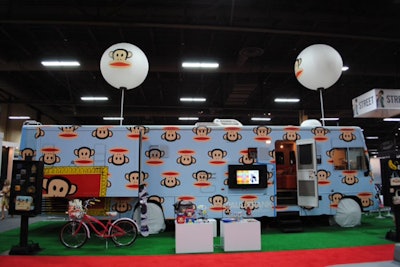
[0, 213, 49, 233]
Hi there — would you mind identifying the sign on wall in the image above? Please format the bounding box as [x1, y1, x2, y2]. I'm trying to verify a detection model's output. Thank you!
[43, 166, 109, 198]
[352, 88, 400, 118]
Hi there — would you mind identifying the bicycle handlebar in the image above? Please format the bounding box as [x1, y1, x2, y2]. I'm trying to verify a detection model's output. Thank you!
[67, 198, 101, 220]
[83, 198, 100, 209]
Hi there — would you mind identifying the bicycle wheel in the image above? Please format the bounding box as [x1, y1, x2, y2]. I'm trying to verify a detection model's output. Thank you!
[110, 219, 138, 246]
[60, 221, 88, 248]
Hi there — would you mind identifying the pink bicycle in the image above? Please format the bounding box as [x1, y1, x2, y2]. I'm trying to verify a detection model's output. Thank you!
[59, 198, 138, 248]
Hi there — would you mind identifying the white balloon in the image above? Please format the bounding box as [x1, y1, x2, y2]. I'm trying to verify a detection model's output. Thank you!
[100, 42, 149, 90]
[300, 119, 322, 127]
[294, 44, 343, 90]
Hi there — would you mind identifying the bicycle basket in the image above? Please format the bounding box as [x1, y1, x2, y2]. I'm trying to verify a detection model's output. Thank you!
[68, 199, 84, 220]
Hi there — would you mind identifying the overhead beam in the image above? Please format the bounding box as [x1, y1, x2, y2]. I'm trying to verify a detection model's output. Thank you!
[0, 60, 398, 77]
[2, 20, 400, 43]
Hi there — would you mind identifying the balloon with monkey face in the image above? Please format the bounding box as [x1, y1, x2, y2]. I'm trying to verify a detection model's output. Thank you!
[294, 44, 343, 90]
[100, 42, 149, 90]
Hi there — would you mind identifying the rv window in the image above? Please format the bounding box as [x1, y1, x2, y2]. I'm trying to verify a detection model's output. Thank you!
[332, 148, 347, 170]
[348, 148, 367, 170]
[332, 148, 367, 170]
[298, 144, 313, 169]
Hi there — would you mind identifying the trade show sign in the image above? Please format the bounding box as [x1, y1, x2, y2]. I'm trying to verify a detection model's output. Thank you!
[352, 88, 400, 118]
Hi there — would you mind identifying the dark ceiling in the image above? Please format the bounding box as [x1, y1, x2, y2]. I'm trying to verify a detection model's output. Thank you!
[1, 0, 400, 152]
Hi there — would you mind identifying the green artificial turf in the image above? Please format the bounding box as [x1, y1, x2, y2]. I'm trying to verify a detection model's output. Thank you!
[0, 214, 396, 256]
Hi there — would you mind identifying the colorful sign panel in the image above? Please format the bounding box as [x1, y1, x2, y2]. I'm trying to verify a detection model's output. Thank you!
[353, 88, 400, 118]
[43, 166, 109, 198]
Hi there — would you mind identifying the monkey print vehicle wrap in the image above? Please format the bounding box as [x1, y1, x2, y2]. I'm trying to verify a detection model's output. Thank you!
[19, 121, 379, 221]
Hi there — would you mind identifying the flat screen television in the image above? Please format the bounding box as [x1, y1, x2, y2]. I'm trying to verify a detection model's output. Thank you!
[228, 164, 268, 189]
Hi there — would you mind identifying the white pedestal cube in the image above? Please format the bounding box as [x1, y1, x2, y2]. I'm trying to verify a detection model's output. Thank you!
[220, 218, 261, 252]
[175, 221, 214, 254]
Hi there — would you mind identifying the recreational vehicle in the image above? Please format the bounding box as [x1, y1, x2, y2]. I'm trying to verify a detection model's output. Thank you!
[17, 119, 378, 231]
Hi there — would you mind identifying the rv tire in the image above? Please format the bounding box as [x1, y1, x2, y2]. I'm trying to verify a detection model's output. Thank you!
[333, 197, 362, 227]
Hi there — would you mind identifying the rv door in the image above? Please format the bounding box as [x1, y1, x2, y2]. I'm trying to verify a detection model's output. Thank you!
[296, 139, 318, 207]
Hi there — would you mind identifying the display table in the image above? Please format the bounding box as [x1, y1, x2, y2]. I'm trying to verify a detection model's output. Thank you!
[220, 218, 261, 252]
[175, 220, 214, 253]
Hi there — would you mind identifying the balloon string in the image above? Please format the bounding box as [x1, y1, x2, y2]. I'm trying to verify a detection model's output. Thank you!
[318, 88, 325, 126]
[120, 87, 126, 126]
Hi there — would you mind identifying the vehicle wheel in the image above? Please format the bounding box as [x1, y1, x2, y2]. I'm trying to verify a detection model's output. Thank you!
[59, 221, 88, 248]
[110, 219, 138, 246]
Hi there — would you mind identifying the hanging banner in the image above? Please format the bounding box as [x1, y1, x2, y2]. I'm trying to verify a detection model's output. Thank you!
[352, 88, 400, 118]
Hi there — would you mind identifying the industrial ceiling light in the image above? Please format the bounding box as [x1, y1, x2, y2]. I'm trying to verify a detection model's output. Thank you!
[178, 117, 199, 121]
[41, 60, 80, 67]
[251, 117, 271, 121]
[103, 117, 124, 121]
[181, 62, 219, 69]
[320, 117, 339, 121]
[365, 136, 379, 140]
[9, 116, 31, 120]
[81, 96, 109, 101]
[274, 98, 300, 103]
[180, 97, 206, 102]
[384, 118, 400, 122]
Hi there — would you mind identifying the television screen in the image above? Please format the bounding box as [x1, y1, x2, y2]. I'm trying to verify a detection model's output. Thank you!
[236, 169, 260, 185]
[228, 164, 267, 189]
